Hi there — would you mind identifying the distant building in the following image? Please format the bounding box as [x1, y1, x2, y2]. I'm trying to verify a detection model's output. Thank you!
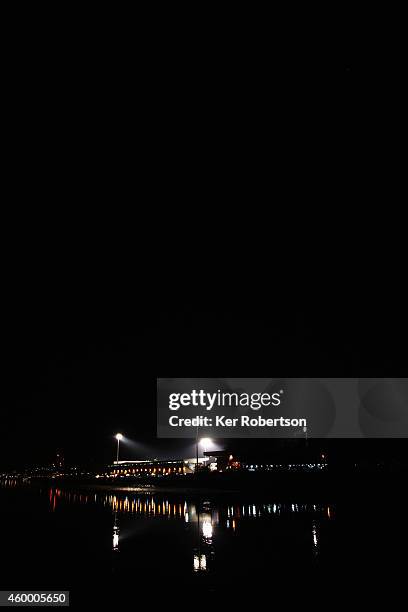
[105, 455, 221, 477]
[104, 448, 253, 477]
[107, 457, 200, 477]
[109, 459, 187, 476]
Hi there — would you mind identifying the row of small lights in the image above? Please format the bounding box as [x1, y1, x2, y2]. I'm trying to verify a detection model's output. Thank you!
[109, 466, 187, 476]
[242, 464, 328, 467]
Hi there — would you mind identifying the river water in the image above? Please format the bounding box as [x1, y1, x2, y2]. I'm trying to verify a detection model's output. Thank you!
[0, 477, 403, 605]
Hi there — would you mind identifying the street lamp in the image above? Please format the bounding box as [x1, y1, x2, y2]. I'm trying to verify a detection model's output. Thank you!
[195, 435, 212, 473]
[115, 433, 123, 464]
[197, 437, 212, 471]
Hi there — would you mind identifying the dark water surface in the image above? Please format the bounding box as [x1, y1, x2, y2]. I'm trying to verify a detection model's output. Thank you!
[0, 478, 404, 605]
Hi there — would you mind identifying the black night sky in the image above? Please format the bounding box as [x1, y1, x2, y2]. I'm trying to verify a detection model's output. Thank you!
[3, 282, 407, 470]
[1, 23, 406, 473]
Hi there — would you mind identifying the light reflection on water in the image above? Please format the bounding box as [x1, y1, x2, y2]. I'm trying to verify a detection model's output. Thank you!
[1, 478, 332, 575]
[43, 485, 332, 523]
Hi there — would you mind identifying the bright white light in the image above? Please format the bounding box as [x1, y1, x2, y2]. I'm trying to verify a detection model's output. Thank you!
[115, 433, 123, 441]
[202, 520, 213, 539]
[200, 438, 212, 453]
[113, 522, 119, 551]
[193, 554, 207, 571]
[312, 523, 318, 549]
